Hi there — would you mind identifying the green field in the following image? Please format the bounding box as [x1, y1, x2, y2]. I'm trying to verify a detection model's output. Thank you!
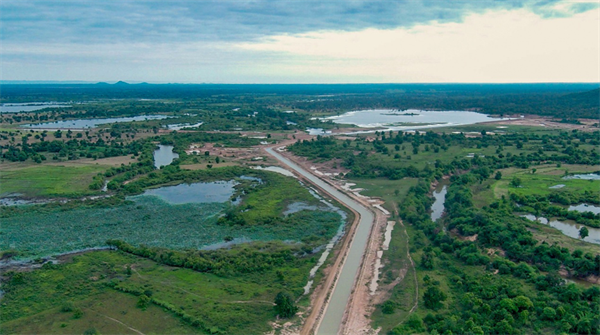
[1, 250, 313, 334]
[493, 164, 600, 199]
[0, 164, 108, 197]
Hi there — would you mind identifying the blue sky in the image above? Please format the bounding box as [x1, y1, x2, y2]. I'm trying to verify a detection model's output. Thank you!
[2, 0, 598, 83]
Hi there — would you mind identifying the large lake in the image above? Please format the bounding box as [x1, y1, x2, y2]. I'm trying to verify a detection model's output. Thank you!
[1, 102, 71, 113]
[22, 115, 169, 129]
[323, 109, 508, 132]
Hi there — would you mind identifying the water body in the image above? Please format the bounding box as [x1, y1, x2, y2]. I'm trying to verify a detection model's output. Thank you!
[568, 203, 600, 215]
[323, 109, 509, 133]
[562, 173, 600, 180]
[166, 122, 204, 130]
[522, 214, 600, 245]
[306, 127, 332, 136]
[431, 185, 448, 222]
[136, 181, 237, 204]
[266, 147, 374, 335]
[0, 193, 52, 206]
[1, 102, 71, 113]
[0, 198, 33, 206]
[284, 202, 322, 216]
[22, 115, 169, 129]
[153, 145, 179, 168]
[252, 165, 296, 177]
[200, 237, 252, 251]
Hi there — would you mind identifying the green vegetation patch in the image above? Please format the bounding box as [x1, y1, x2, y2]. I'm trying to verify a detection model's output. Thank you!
[0, 164, 108, 197]
[1, 250, 312, 334]
[1, 196, 341, 260]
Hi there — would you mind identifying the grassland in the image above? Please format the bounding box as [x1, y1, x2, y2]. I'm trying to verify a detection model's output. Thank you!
[0, 164, 109, 197]
[1, 250, 314, 334]
[493, 164, 600, 199]
[352, 177, 418, 214]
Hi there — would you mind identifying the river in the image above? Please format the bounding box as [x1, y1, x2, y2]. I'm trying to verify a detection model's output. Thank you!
[265, 147, 374, 335]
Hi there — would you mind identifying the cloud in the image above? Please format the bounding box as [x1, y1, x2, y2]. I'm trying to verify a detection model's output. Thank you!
[2, 0, 595, 45]
[1, 1, 597, 82]
[236, 9, 599, 83]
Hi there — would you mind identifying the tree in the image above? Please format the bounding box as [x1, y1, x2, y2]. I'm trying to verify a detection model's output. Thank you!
[423, 286, 447, 310]
[495, 171, 502, 180]
[579, 226, 589, 239]
[510, 177, 522, 187]
[274, 291, 297, 318]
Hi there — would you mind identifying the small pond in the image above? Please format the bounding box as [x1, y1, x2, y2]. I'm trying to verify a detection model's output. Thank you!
[166, 122, 204, 130]
[22, 115, 169, 129]
[568, 203, 600, 215]
[306, 127, 331, 136]
[322, 109, 510, 133]
[135, 181, 238, 204]
[562, 173, 600, 180]
[522, 214, 600, 245]
[431, 185, 447, 222]
[153, 145, 179, 168]
[1, 102, 71, 113]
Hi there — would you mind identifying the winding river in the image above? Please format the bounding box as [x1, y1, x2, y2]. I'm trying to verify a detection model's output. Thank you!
[265, 147, 374, 335]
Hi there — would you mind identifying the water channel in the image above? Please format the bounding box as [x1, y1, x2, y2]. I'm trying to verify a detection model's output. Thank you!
[153, 145, 179, 168]
[265, 147, 374, 335]
[521, 214, 600, 245]
[568, 203, 600, 215]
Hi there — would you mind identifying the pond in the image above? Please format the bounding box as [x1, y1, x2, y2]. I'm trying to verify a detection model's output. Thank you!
[1, 102, 71, 113]
[153, 145, 179, 169]
[431, 185, 447, 222]
[134, 181, 238, 204]
[562, 173, 600, 180]
[306, 127, 331, 135]
[166, 122, 204, 130]
[322, 109, 509, 133]
[568, 203, 600, 215]
[522, 214, 600, 245]
[22, 115, 169, 129]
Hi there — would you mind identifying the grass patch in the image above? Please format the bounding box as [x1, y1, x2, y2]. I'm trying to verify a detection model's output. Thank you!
[352, 177, 418, 214]
[0, 164, 108, 197]
[371, 222, 417, 333]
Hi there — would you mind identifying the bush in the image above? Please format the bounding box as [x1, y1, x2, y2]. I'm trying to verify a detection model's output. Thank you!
[274, 291, 298, 318]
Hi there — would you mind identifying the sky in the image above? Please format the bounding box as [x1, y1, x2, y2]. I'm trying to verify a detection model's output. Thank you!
[1, 0, 599, 83]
